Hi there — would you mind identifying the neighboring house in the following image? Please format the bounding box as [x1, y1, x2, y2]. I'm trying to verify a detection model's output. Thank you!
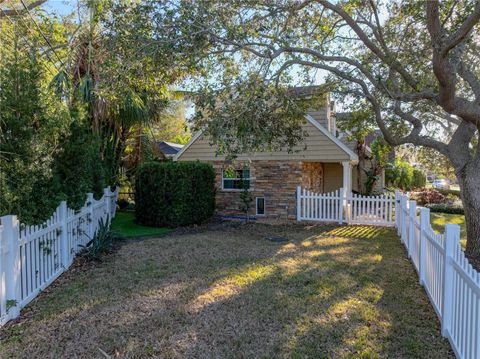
[156, 141, 184, 159]
[173, 87, 385, 220]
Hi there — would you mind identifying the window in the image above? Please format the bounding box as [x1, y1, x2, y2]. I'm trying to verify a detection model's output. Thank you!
[256, 197, 265, 215]
[222, 167, 250, 190]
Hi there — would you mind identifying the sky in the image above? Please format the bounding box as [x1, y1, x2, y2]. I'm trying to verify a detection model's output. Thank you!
[42, 0, 77, 16]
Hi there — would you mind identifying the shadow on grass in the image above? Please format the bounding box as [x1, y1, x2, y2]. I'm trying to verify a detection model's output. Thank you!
[0, 224, 454, 359]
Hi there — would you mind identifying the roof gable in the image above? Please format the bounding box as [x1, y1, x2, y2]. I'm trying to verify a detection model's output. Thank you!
[174, 115, 358, 162]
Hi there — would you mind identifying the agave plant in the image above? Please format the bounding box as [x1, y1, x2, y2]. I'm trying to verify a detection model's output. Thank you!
[80, 216, 119, 261]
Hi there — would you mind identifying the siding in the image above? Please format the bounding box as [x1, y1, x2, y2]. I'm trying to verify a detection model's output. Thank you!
[323, 163, 343, 192]
[306, 109, 329, 131]
[177, 120, 351, 162]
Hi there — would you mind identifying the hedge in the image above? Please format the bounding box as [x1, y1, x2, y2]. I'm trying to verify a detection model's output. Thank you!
[425, 203, 465, 215]
[135, 161, 215, 227]
[436, 188, 461, 198]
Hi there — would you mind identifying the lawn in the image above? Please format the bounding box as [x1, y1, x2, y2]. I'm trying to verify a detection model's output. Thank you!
[430, 212, 467, 247]
[111, 211, 173, 238]
[0, 224, 453, 358]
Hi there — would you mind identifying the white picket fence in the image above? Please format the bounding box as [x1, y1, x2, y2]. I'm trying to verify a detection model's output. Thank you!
[396, 192, 480, 359]
[0, 187, 119, 326]
[298, 186, 480, 359]
[296, 187, 395, 226]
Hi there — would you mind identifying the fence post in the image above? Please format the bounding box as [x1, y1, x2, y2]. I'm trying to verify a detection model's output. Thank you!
[408, 200, 416, 258]
[441, 223, 459, 337]
[419, 207, 430, 286]
[400, 196, 407, 244]
[0, 215, 21, 319]
[58, 201, 70, 269]
[338, 187, 344, 224]
[395, 190, 400, 233]
[86, 193, 94, 239]
[296, 186, 302, 222]
[104, 188, 112, 223]
[112, 186, 119, 218]
[0, 224, 5, 320]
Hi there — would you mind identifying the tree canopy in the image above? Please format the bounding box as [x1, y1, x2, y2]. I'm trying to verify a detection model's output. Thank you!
[0, 0, 193, 223]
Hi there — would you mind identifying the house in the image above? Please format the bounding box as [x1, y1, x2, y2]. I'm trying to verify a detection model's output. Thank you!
[173, 88, 385, 220]
[156, 141, 184, 159]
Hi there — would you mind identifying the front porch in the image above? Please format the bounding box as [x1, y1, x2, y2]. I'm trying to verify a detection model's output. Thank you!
[301, 161, 353, 194]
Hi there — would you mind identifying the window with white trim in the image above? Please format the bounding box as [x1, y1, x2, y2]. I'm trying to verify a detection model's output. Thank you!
[222, 167, 250, 190]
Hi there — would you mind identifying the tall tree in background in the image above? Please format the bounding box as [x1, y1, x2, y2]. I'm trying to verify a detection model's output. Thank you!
[0, 12, 73, 222]
[0, 0, 193, 222]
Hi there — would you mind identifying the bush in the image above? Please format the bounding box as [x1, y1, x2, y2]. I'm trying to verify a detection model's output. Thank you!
[410, 189, 445, 205]
[117, 198, 130, 210]
[385, 159, 426, 191]
[425, 203, 464, 215]
[436, 188, 461, 198]
[412, 169, 426, 189]
[81, 217, 118, 260]
[135, 161, 215, 227]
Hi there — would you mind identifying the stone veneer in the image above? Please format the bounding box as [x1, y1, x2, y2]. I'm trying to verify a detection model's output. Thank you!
[212, 160, 303, 220]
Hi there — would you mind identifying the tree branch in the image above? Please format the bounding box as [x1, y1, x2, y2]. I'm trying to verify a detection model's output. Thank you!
[443, 0, 480, 56]
[0, 0, 46, 18]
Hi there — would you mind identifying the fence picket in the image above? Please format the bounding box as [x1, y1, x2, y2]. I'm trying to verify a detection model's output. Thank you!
[0, 186, 118, 326]
[297, 187, 480, 359]
[297, 187, 395, 226]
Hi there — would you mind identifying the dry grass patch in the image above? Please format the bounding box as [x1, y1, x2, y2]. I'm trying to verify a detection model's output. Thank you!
[0, 224, 454, 358]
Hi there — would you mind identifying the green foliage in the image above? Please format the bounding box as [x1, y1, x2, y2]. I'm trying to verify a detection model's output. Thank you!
[362, 169, 380, 196]
[425, 204, 464, 215]
[337, 104, 375, 141]
[0, 21, 71, 223]
[436, 188, 461, 198]
[135, 161, 215, 227]
[370, 138, 392, 168]
[81, 217, 118, 261]
[412, 169, 426, 189]
[52, 120, 106, 209]
[0, 6, 191, 224]
[239, 179, 253, 221]
[385, 158, 426, 191]
[193, 74, 308, 159]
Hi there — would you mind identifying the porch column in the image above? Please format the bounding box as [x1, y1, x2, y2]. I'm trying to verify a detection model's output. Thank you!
[341, 161, 352, 194]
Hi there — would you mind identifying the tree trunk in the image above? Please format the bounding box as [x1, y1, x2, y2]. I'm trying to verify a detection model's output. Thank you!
[457, 164, 480, 269]
[356, 140, 365, 192]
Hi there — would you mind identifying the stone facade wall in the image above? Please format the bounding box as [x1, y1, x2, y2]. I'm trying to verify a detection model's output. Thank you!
[212, 160, 303, 220]
[301, 162, 324, 192]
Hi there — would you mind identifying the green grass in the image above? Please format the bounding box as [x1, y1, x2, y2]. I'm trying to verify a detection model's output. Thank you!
[430, 212, 467, 247]
[111, 211, 173, 238]
[0, 224, 453, 358]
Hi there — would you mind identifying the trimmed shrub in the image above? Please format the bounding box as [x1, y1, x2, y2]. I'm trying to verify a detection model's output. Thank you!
[135, 161, 215, 227]
[425, 203, 464, 215]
